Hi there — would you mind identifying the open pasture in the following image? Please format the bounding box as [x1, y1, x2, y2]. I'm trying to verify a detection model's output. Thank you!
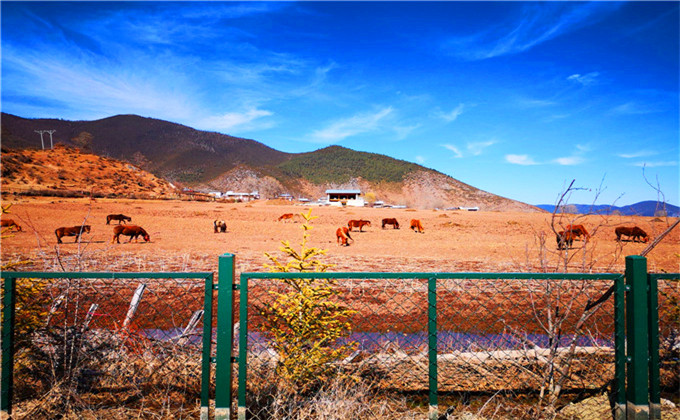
[1, 196, 677, 274]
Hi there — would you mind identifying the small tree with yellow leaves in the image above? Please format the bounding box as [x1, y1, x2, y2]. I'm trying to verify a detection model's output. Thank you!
[259, 209, 355, 392]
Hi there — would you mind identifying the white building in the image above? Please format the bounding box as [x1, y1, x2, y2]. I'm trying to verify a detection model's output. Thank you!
[325, 189, 365, 207]
[223, 191, 260, 201]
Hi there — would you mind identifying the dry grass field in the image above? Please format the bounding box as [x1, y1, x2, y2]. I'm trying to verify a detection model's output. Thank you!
[2, 196, 678, 275]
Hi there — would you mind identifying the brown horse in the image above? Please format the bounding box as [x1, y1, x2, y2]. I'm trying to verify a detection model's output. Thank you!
[278, 213, 295, 222]
[55, 225, 91, 244]
[381, 218, 399, 229]
[1, 219, 22, 232]
[556, 230, 575, 250]
[214, 220, 227, 233]
[348, 219, 371, 232]
[112, 225, 150, 243]
[336, 226, 353, 246]
[106, 214, 132, 225]
[410, 219, 425, 233]
[615, 226, 649, 243]
[565, 224, 591, 240]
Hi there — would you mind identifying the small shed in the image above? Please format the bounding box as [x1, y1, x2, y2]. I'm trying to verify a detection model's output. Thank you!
[325, 189, 365, 207]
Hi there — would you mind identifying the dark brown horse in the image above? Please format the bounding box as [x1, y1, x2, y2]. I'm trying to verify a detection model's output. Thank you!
[55, 225, 91, 244]
[214, 220, 227, 233]
[615, 226, 649, 243]
[106, 214, 132, 225]
[112, 225, 150, 243]
[381, 218, 400, 229]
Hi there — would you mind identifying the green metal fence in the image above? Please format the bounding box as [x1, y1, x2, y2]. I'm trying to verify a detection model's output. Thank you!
[2, 254, 678, 419]
[2, 271, 214, 419]
[214, 254, 677, 420]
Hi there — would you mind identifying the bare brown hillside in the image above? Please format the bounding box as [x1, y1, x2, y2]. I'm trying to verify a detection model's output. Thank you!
[1, 145, 178, 198]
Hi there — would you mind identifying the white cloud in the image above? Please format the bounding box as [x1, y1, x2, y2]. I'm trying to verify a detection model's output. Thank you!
[506, 154, 538, 165]
[199, 108, 273, 132]
[633, 161, 678, 168]
[439, 104, 465, 122]
[610, 102, 658, 115]
[618, 150, 658, 159]
[567, 72, 600, 86]
[553, 156, 584, 165]
[467, 140, 496, 156]
[442, 144, 463, 158]
[415, 155, 426, 164]
[393, 124, 421, 140]
[309, 107, 393, 142]
[443, 3, 620, 61]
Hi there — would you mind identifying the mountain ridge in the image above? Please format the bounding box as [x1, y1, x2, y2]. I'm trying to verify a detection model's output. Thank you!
[1, 112, 539, 211]
[535, 201, 679, 217]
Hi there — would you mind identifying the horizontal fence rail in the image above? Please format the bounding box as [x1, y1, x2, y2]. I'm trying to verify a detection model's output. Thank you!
[232, 270, 625, 420]
[1, 271, 214, 419]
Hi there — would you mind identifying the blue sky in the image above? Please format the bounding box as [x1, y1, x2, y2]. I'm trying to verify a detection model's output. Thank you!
[2, 1, 678, 206]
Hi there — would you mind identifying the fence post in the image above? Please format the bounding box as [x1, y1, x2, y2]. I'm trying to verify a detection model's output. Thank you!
[1, 277, 16, 418]
[625, 255, 649, 420]
[428, 277, 438, 420]
[215, 254, 236, 420]
[647, 274, 660, 420]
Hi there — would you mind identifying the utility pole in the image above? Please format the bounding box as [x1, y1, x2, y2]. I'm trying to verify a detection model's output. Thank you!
[34, 129, 56, 149]
[35, 130, 45, 150]
[45, 130, 56, 149]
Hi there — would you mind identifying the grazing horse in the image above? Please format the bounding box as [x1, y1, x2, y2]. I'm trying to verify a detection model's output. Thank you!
[556, 230, 575, 250]
[336, 226, 353, 246]
[565, 224, 591, 241]
[112, 225, 150, 244]
[214, 220, 227, 233]
[278, 213, 295, 222]
[348, 219, 371, 232]
[106, 214, 132, 225]
[55, 225, 91, 244]
[1, 219, 22, 232]
[410, 219, 425, 233]
[615, 226, 649, 243]
[381, 218, 400, 229]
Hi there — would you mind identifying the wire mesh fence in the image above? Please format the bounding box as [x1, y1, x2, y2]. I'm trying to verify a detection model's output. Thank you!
[656, 275, 680, 402]
[2, 272, 214, 419]
[239, 273, 623, 420]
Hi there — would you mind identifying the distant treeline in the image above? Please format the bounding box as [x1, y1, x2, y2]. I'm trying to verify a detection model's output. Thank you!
[278, 146, 422, 184]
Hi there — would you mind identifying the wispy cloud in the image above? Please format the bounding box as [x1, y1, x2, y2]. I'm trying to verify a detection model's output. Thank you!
[438, 104, 465, 122]
[618, 150, 658, 159]
[467, 140, 497, 156]
[442, 144, 463, 158]
[199, 107, 274, 132]
[415, 155, 426, 164]
[308, 107, 393, 142]
[553, 156, 584, 166]
[442, 2, 620, 61]
[506, 154, 538, 165]
[632, 161, 678, 168]
[610, 102, 659, 115]
[393, 124, 421, 140]
[567, 72, 600, 86]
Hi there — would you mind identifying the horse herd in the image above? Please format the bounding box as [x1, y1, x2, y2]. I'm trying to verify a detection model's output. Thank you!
[556, 224, 649, 250]
[335, 218, 424, 246]
[0, 210, 652, 250]
[0, 213, 150, 245]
